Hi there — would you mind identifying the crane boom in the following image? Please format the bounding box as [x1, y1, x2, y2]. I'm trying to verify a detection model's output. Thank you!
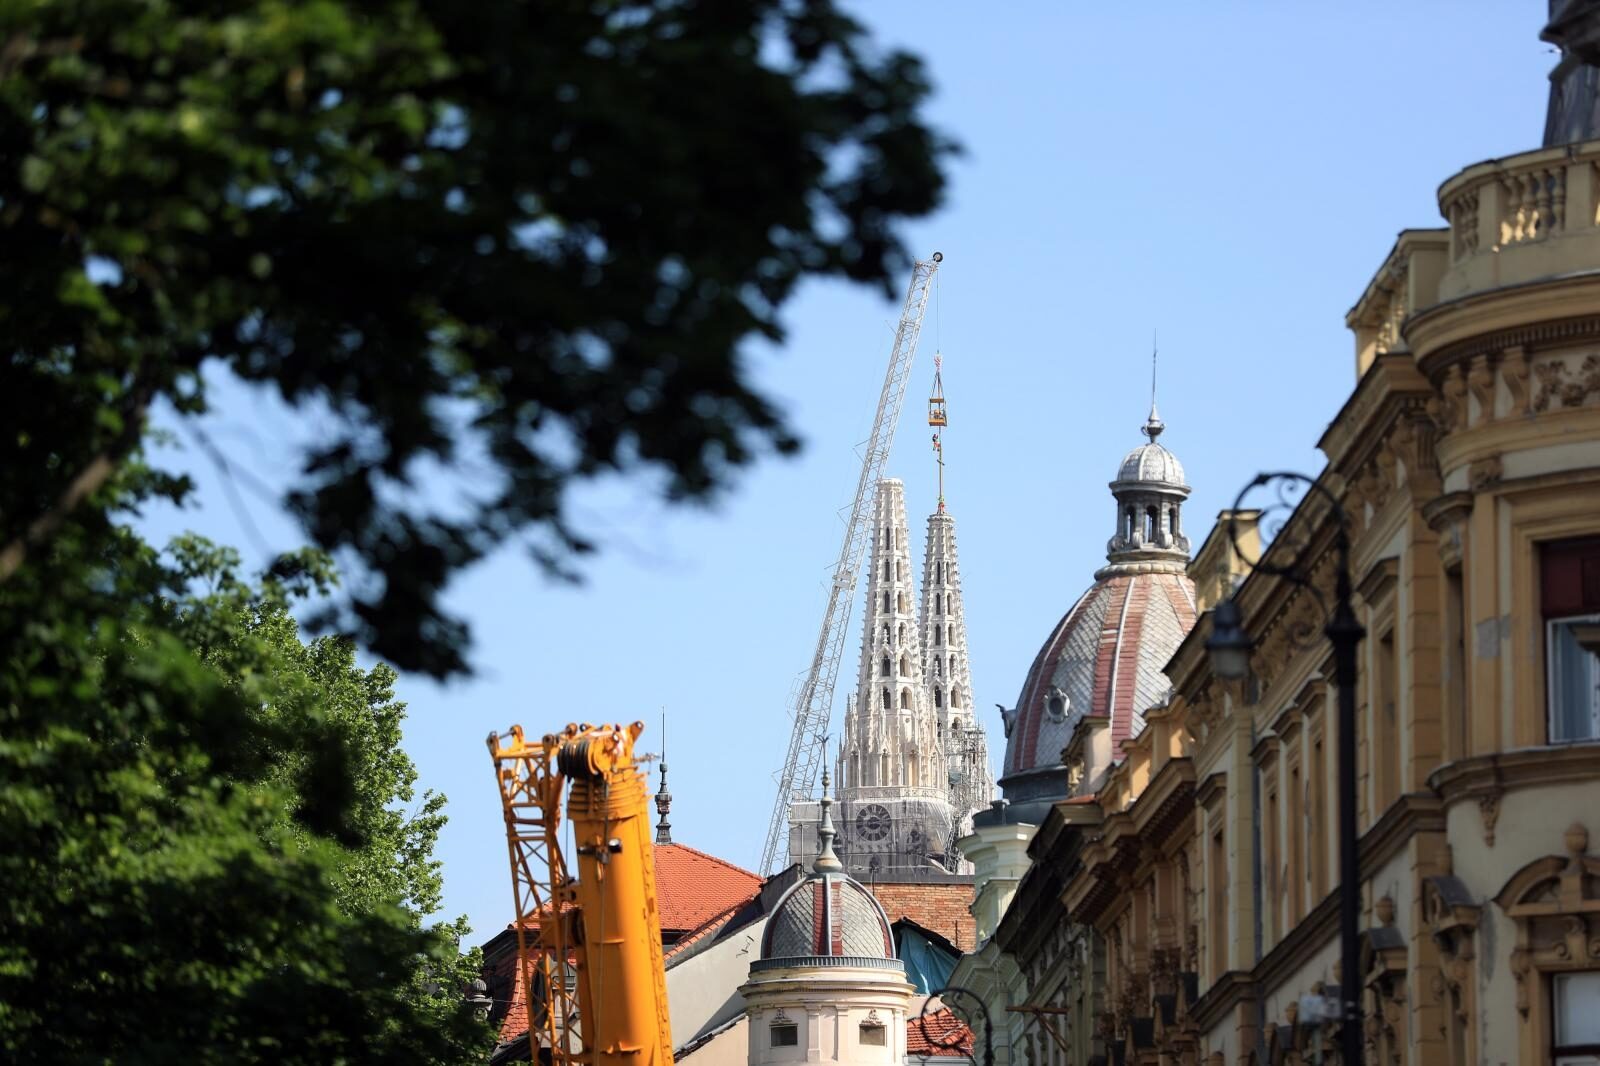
[489, 722, 673, 1066]
[757, 251, 943, 875]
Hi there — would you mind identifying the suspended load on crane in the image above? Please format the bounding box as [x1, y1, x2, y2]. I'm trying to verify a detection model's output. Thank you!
[927, 356, 947, 428]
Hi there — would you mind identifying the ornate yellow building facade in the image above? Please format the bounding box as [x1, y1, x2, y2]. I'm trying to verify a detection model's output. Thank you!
[957, 34, 1600, 1066]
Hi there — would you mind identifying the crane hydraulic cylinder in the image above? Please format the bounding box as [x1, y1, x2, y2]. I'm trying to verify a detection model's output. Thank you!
[559, 723, 674, 1066]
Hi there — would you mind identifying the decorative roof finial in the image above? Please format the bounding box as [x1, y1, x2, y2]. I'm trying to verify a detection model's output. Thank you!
[654, 711, 672, 845]
[814, 760, 843, 873]
[1143, 331, 1165, 442]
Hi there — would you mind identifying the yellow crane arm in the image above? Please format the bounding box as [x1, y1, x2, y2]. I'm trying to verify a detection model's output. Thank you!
[489, 722, 674, 1066]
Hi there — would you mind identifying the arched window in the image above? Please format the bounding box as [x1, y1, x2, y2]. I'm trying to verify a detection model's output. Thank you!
[936, 593, 944, 615]
[881, 688, 891, 710]
[949, 654, 956, 675]
[898, 592, 909, 613]
[883, 590, 890, 612]
[883, 624, 891, 644]
[881, 656, 891, 677]
[899, 655, 909, 676]
[935, 626, 942, 645]
[934, 688, 943, 708]
[1171, 505, 1181, 534]
[897, 623, 905, 645]
[896, 560, 903, 581]
[951, 687, 962, 709]
[1126, 509, 1136, 540]
[946, 624, 953, 644]
[899, 688, 911, 709]
[1145, 505, 1158, 542]
[883, 560, 890, 581]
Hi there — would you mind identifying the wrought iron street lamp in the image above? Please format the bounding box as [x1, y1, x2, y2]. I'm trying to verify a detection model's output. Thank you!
[1205, 471, 1365, 1066]
[919, 985, 994, 1066]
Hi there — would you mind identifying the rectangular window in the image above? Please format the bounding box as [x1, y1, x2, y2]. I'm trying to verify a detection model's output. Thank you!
[1548, 615, 1600, 743]
[1264, 785, 1280, 947]
[1554, 971, 1600, 1063]
[1543, 539, 1600, 745]
[1209, 826, 1227, 980]
[1287, 761, 1303, 924]
[1445, 565, 1468, 759]
[1311, 733, 1328, 901]
[1376, 628, 1400, 811]
[771, 1024, 798, 1048]
[859, 1024, 886, 1047]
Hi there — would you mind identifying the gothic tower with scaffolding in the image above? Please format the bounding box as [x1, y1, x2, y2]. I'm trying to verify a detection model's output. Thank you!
[920, 358, 994, 858]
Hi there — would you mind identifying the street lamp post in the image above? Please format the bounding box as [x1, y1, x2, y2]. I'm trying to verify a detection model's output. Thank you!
[920, 985, 994, 1066]
[1206, 471, 1365, 1066]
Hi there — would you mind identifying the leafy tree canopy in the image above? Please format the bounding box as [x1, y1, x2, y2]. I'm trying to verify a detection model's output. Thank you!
[0, 477, 488, 1062]
[1, 0, 952, 676]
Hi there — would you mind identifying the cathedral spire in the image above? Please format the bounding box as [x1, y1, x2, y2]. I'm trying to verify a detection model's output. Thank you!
[834, 478, 949, 872]
[920, 473, 992, 860]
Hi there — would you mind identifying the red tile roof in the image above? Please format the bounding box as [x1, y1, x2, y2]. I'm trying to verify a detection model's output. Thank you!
[662, 897, 752, 964]
[654, 843, 763, 933]
[489, 841, 761, 1048]
[907, 1008, 974, 1058]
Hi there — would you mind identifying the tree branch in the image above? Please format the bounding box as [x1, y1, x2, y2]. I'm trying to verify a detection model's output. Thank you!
[0, 385, 152, 583]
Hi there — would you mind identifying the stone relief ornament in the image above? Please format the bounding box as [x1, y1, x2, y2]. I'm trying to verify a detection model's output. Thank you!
[1533, 352, 1600, 411]
[1478, 791, 1502, 847]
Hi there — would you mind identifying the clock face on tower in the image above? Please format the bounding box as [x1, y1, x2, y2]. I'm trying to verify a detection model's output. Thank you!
[855, 803, 891, 842]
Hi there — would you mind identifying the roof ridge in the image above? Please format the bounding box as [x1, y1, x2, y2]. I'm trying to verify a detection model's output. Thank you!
[662, 895, 755, 964]
[658, 841, 761, 880]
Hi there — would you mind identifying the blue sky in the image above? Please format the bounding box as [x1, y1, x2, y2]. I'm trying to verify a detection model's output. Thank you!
[140, 3, 1554, 944]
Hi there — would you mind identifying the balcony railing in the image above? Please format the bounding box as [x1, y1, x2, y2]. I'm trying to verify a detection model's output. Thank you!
[1436, 141, 1600, 301]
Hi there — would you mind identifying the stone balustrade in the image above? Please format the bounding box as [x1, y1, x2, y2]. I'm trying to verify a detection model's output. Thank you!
[1436, 140, 1600, 302]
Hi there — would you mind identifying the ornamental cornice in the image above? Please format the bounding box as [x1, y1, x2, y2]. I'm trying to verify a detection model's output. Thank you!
[1129, 758, 1197, 845]
[1188, 969, 1259, 1034]
[1409, 283, 1600, 378]
[1194, 772, 1226, 812]
[1428, 743, 1600, 812]
[1433, 404, 1600, 479]
[1318, 353, 1433, 469]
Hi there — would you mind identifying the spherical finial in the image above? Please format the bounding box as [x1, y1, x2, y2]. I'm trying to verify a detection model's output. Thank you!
[1566, 821, 1589, 856]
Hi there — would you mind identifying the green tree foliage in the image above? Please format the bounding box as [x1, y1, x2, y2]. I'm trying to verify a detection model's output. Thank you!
[0, 0, 952, 676]
[0, 500, 490, 1063]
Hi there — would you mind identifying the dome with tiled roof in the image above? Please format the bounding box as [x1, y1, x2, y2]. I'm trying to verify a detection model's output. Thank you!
[998, 403, 1197, 815]
[759, 772, 895, 964]
[760, 874, 895, 961]
[1116, 439, 1185, 488]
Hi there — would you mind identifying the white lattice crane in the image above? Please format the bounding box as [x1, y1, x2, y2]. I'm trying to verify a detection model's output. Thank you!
[757, 251, 943, 875]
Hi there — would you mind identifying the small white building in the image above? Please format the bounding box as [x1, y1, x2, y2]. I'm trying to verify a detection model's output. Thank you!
[742, 774, 914, 1066]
